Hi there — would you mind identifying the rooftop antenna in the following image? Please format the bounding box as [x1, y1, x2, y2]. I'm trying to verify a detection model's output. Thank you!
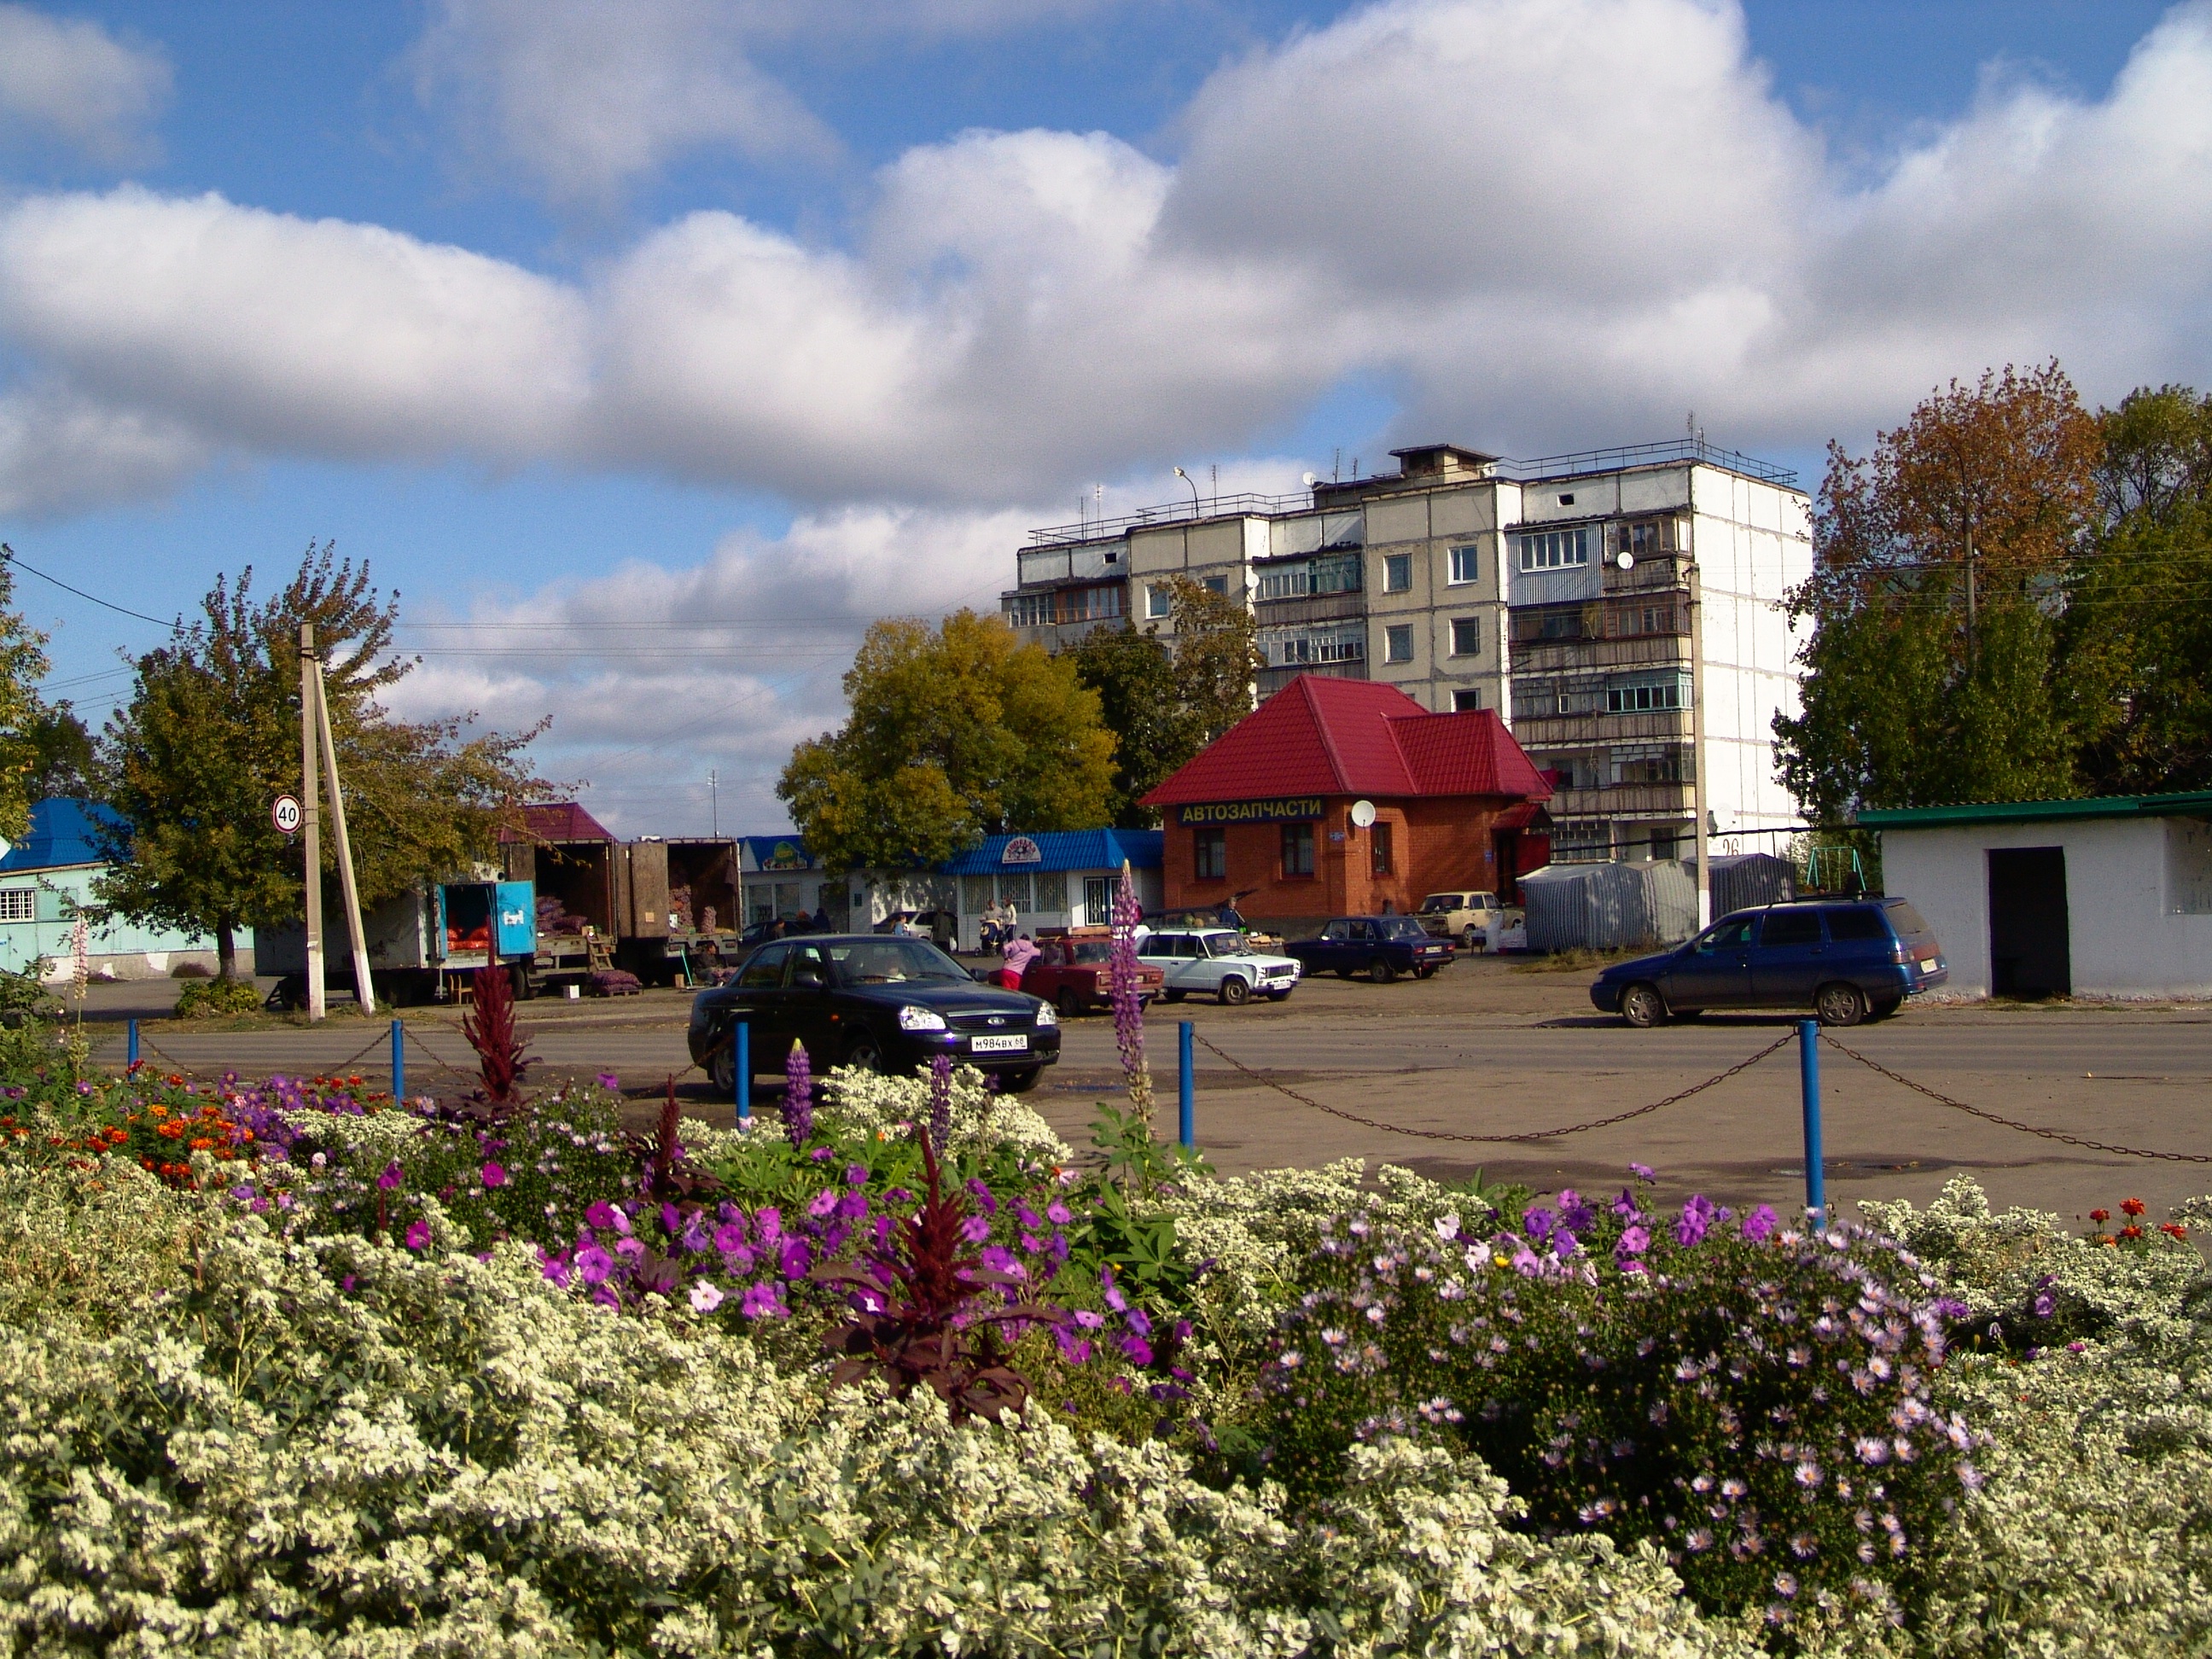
[1333, 446, 1341, 482]
[1210, 463, 1218, 499]
[1351, 456, 1359, 479]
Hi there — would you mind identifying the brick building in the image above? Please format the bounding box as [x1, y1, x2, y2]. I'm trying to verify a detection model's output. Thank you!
[1140, 677, 1552, 928]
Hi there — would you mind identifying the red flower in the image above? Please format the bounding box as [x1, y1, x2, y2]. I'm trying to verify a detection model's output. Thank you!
[2120, 1225, 2145, 1242]
[2122, 1198, 2146, 1218]
[2089, 1209, 2110, 1224]
[2161, 1223, 2189, 1240]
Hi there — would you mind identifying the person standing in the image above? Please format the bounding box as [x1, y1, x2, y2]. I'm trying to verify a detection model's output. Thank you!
[1000, 931, 1039, 989]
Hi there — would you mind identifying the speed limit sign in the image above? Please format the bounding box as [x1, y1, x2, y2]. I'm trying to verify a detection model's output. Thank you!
[271, 795, 302, 835]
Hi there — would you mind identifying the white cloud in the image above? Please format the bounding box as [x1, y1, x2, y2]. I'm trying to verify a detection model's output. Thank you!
[4, 0, 2212, 526]
[0, 3, 169, 164]
[0, 383, 207, 518]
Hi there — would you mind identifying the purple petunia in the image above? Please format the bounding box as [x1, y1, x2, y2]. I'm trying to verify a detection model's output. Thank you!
[1630, 1162, 1657, 1183]
[584, 1200, 620, 1231]
[960, 1214, 992, 1244]
[807, 1189, 839, 1219]
[739, 1280, 789, 1319]
[576, 1243, 614, 1285]
[377, 1161, 404, 1191]
[1741, 1203, 1778, 1243]
[1557, 1190, 1596, 1234]
[1674, 1195, 1717, 1247]
[481, 1161, 509, 1189]
[405, 1220, 431, 1250]
[1523, 1208, 1556, 1243]
[1616, 1225, 1650, 1257]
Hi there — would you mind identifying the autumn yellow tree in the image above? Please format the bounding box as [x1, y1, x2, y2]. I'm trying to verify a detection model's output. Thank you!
[779, 609, 1117, 874]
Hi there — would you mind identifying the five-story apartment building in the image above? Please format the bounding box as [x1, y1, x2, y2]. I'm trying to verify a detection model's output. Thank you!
[1001, 439, 1811, 861]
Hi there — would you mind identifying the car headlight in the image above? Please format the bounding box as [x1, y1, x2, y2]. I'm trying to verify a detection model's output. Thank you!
[1033, 1001, 1057, 1027]
[898, 1004, 947, 1032]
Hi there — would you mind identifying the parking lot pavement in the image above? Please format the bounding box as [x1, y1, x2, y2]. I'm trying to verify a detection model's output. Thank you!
[95, 957, 2212, 1228]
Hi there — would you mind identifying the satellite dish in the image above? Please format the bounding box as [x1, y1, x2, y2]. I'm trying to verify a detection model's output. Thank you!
[1349, 800, 1377, 829]
[1302, 471, 1318, 486]
[1615, 550, 1635, 571]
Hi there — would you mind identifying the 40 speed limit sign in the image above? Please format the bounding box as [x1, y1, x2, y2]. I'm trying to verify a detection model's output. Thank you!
[271, 795, 302, 835]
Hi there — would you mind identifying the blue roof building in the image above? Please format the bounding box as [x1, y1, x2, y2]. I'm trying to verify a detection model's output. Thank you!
[0, 799, 243, 981]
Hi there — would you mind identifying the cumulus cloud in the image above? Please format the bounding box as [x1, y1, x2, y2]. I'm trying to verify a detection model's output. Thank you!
[0, 383, 207, 518]
[0, 3, 169, 163]
[5, 0, 2212, 523]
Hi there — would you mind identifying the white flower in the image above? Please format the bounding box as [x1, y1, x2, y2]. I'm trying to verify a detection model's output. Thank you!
[689, 1280, 724, 1313]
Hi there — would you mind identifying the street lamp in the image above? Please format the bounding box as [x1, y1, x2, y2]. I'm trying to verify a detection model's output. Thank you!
[1173, 466, 1201, 515]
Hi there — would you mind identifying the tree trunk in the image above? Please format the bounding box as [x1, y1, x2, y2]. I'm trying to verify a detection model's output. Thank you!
[215, 920, 237, 983]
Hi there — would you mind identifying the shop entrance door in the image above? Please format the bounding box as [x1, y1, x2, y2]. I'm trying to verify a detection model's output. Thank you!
[1987, 847, 2070, 998]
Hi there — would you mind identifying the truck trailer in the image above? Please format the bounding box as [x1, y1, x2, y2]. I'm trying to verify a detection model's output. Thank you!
[257, 878, 541, 1007]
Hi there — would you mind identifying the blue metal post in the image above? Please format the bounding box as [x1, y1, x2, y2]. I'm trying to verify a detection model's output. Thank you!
[1798, 1019, 1825, 1221]
[1179, 1020, 1195, 1150]
[126, 1019, 138, 1069]
[390, 1018, 405, 1100]
[736, 1021, 750, 1124]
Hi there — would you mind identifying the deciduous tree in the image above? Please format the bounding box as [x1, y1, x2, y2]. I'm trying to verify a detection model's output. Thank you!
[1776, 364, 2099, 819]
[1062, 625, 1202, 829]
[93, 544, 545, 981]
[779, 609, 1116, 876]
[1162, 574, 1263, 742]
[0, 564, 55, 844]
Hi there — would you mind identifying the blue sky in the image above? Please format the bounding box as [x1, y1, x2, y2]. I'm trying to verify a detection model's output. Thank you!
[0, 0, 2204, 830]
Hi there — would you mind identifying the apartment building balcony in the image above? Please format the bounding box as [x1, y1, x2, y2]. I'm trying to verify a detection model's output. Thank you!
[1257, 660, 1368, 698]
[1546, 780, 1696, 822]
[1254, 590, 1365, 628]
[1512, 707, 1692, 747]
[1510, 632, 1691, 675]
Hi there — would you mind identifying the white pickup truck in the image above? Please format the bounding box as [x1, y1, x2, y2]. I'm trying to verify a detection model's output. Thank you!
[1417, 891, 1522, 952]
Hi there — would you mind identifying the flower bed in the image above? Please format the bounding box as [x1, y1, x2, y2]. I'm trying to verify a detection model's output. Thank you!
[3, 1019, 2211, 1654]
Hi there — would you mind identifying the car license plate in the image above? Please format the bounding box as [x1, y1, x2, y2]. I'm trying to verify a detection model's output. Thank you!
[971, 1034, 1028, 1054]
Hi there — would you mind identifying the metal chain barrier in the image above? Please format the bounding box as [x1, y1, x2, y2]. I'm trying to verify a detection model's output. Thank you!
[403, 1024, 488, 1090]
[1189, 1027, 1798, 1144]
[1820, 1033, 2212, 1164]
[133, 1027, 391, 1085]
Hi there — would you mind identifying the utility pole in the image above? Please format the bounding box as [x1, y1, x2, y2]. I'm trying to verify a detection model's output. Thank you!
[709, 768, 719, 837]
[311, 650, 376, 1014]
[1689, 560, 1711, 931]
[1963, 525, 1976, 678]
[299, 624, 325, 1022]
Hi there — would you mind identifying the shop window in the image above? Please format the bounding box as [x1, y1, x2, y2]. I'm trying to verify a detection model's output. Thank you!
[1281, 821, 1315, 877]
[1384, 625, 1414, 664]
[1383, 553, 1412, 592]
[1193, 826, 1227, 881]
[1450, 617, 1481, 657]
[1371, 822, 1394, 876]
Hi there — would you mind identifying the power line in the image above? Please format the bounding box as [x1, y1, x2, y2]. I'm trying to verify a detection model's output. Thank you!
[0, 544, 181, 630]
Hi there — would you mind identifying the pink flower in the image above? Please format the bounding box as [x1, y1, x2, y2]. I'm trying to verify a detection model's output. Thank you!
[480, 1162, 508, 1189]
[584, 1201, 620, 1230]
[405, 1219, 431, 1250]
[377, 1161, 404, 1191]
[1616, 1225, 1650, 1256]
[689, 1281, 725, 1313]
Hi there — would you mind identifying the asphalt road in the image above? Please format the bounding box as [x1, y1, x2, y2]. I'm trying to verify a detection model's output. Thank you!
[91, 959, 2212, 1228]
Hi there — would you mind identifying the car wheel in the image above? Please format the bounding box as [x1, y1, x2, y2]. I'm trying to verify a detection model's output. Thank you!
[1219, 975, 1251, 1006]
[1369, 958, 1396, 985]
[1057, 988, 1084, 1018]
[843, 1033, 887, 1073]
[999, 1066, 1042, 1094]
[1870, 996, 1902, 1020]
[709, 1041, 737, 1096]
[1817, 982, 1869, 1027]
[1415, 966, 1436, 981]
[1621, 982, 1668, 1029]
[1161, 988, 1185, 1004]
[1464, 926, 1481, 951]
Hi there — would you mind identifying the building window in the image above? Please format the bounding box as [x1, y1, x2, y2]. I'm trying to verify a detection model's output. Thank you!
[1254, 552, 1362, 602]
[1382, 553, 1412, 592]
[1383, 625, 1414, 664]
[1262, 621, 1365, 667]
[1611, 744, 1689, 783]
[1450, 617, 1481, 657]
[0, 889, 32, 922]
[1145, 584, 1172, 619]
[1003, 592, 1052, 627]
[1202, 574, 1227, 596]
[1610, 517, 1682, 560]
[1606, 675, 1686, 713]
[1193, 826, 1227, 882]
[1452, 688, 1483, 713]
[1281, 821, 1315, 877]
[1068, 584, 1122, 621]
[1448, 544, 1479, 585]
[1516, 527, 1589, 572]
[1371, 822, 1394, 876]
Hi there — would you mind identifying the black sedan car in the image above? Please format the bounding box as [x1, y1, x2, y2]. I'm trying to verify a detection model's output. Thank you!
[1284, 916, 1455, 982]
[687, 934, 1060, 1093]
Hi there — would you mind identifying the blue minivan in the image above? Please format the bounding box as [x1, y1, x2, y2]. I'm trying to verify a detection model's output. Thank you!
[1591, 898, 1948, 1027]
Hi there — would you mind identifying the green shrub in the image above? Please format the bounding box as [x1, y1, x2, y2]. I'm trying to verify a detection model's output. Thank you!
[172, 975, 263, 1018]
[1255, 1182, 1982, 1633]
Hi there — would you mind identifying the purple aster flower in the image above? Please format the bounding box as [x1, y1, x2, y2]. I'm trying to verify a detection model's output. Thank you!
[1742, 1204, 1778, 1243]
[376, 1161, 404, 1191]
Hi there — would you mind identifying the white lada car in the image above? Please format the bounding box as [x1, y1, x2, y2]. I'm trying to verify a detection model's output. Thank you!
[1133, 927, 1302, 1006]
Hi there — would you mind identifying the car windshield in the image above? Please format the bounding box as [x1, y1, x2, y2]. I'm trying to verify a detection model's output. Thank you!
[1200, 932, 1252, 957]
[1884, 899, 1933, 938]
[824, 939, 970, 985]
[1378, 917, 1429, 940]
[1067, 941, 1114, 963]
[1419, 894, 1463, 913]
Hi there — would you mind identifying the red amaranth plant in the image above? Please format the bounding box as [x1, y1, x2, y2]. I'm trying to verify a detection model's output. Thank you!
[462, 965, 532, 1104]
[812, 1127, 1044, 1422]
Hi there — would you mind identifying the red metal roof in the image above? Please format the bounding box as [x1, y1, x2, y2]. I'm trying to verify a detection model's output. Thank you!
[500, 801, 617, 843]
[1141, 676, 1552, 808]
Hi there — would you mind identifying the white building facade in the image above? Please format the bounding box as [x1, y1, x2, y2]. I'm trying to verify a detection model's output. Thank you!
[1001, 440, 1813, 863]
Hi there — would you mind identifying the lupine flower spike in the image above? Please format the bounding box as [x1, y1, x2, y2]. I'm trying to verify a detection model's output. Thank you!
[785, 1039, 814, 1149]
[1109, 859, 1154, 1125]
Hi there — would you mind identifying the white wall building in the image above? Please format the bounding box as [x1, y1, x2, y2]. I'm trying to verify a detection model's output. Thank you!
[1866, 793, 2212, 1000]
[1002, 440, 1813, 864]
